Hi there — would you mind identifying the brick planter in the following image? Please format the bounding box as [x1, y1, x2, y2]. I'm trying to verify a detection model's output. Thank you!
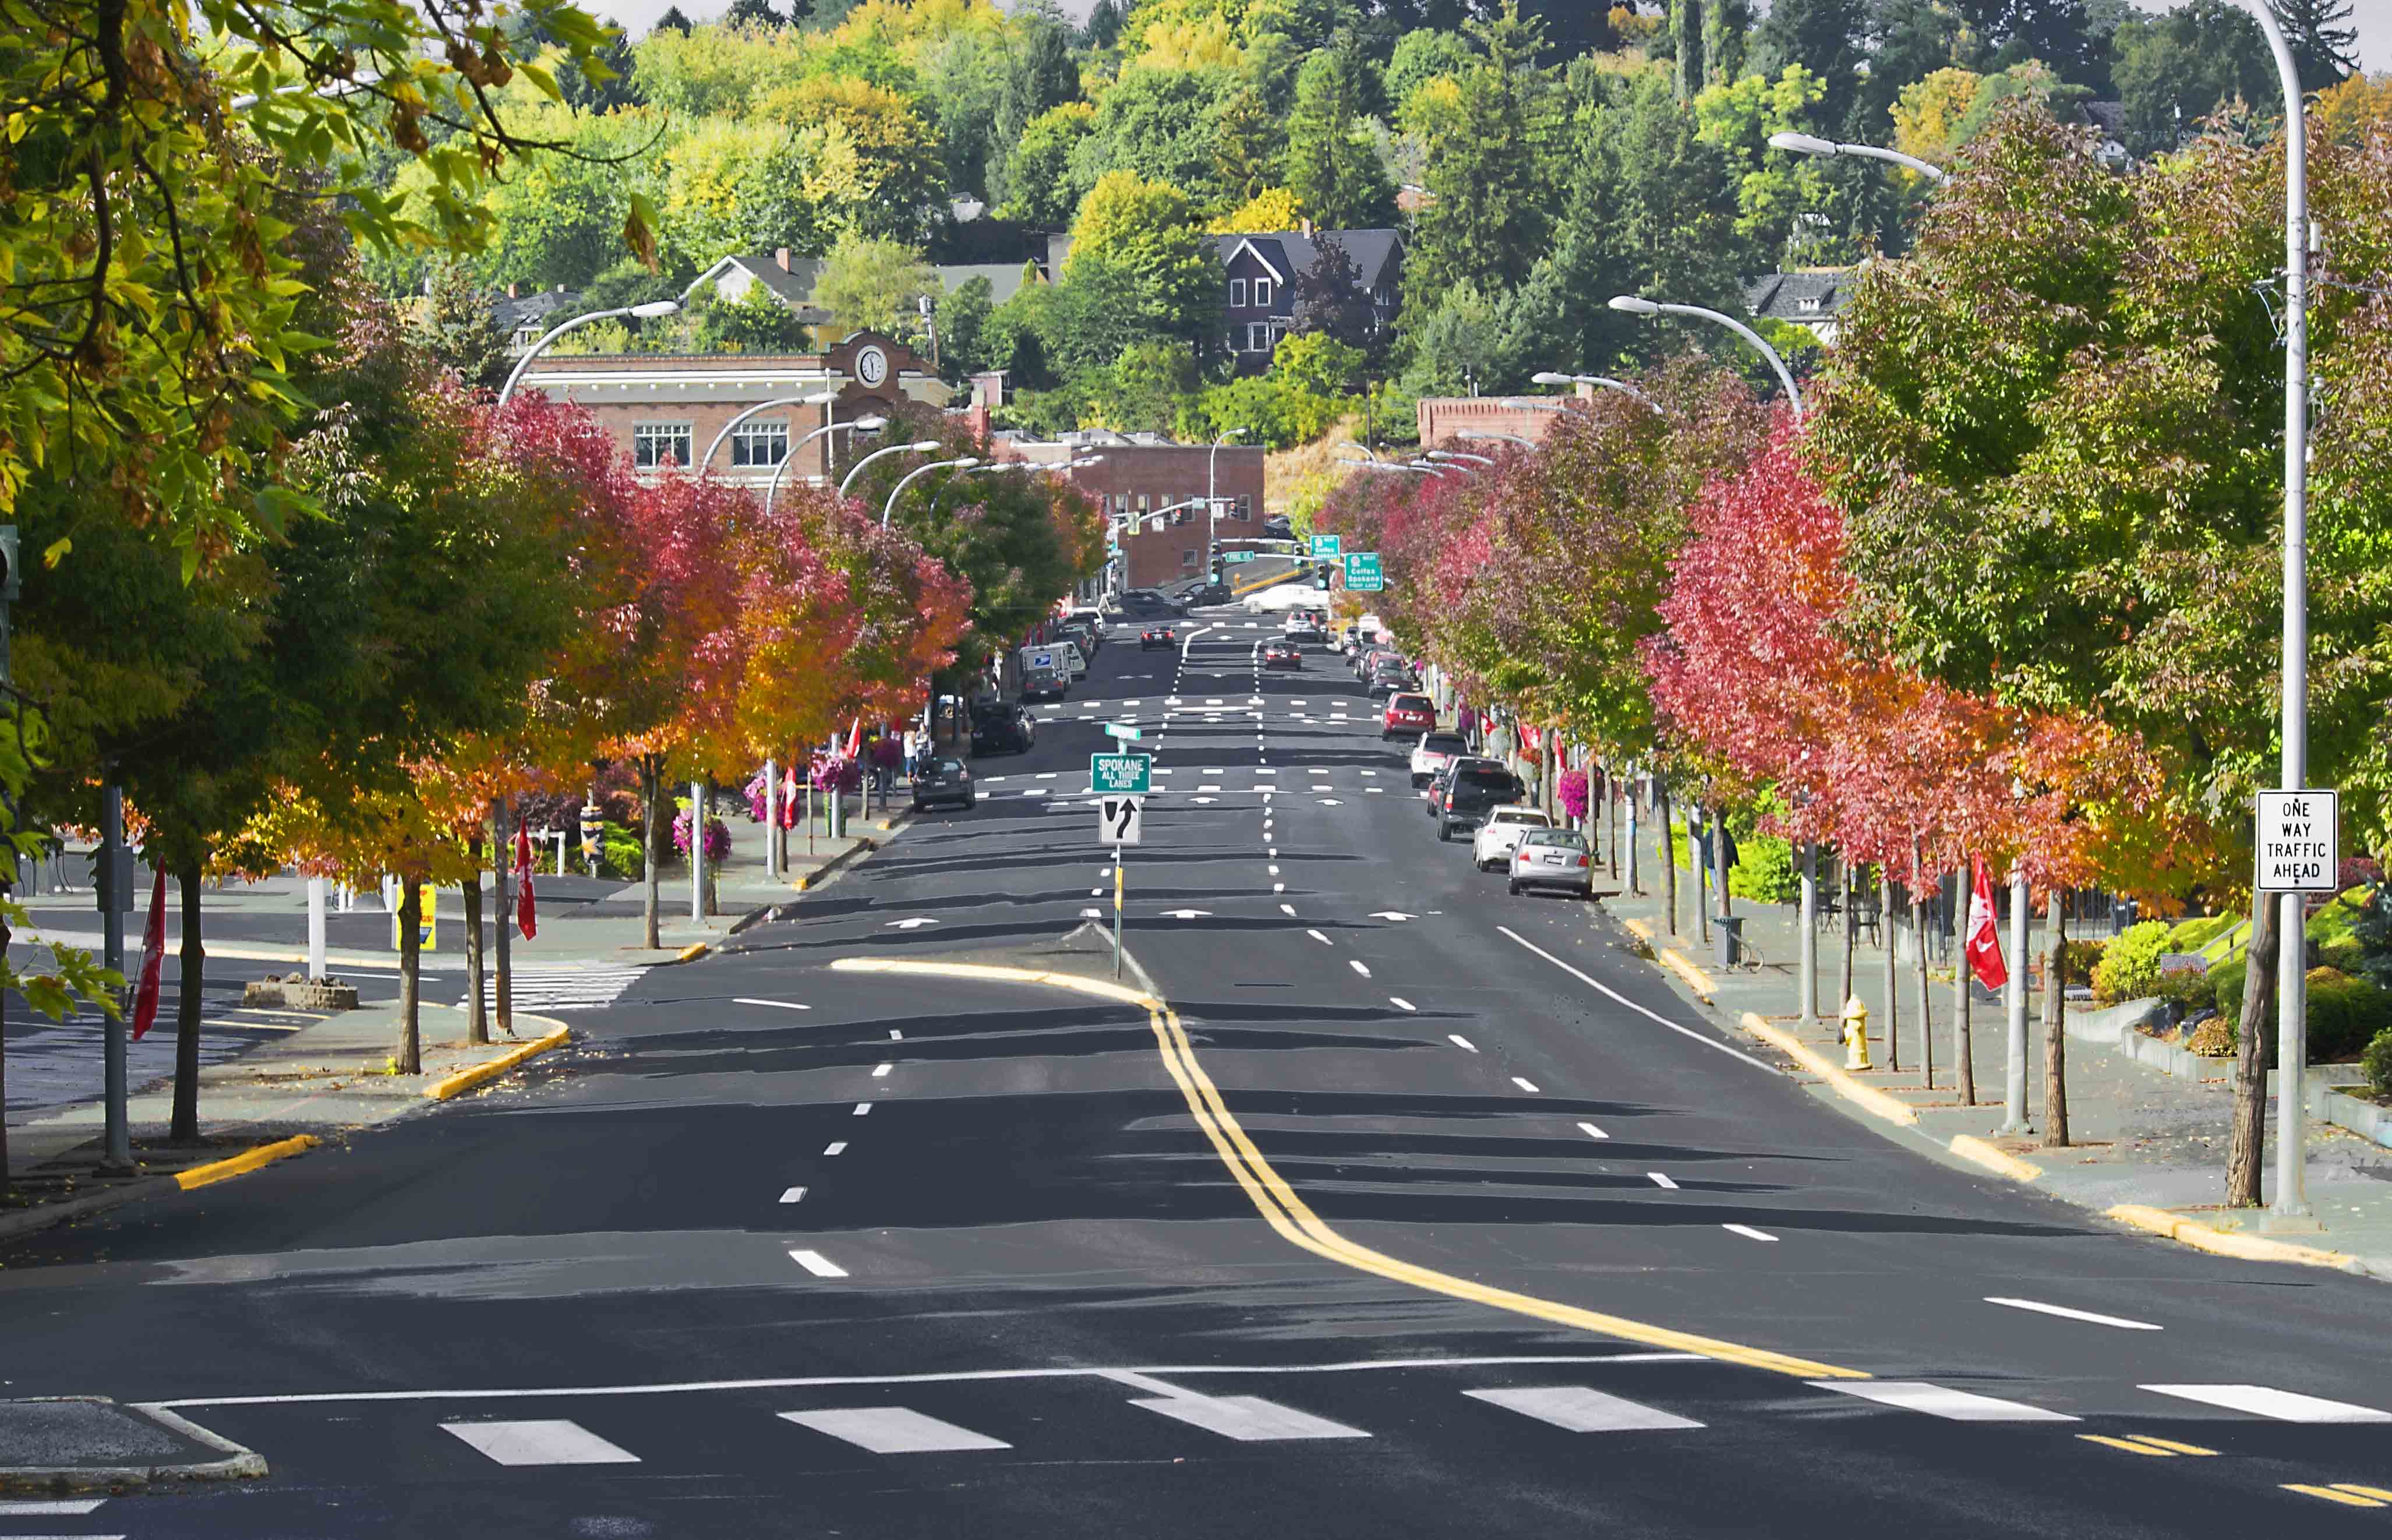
[242, 974, 361, 1011]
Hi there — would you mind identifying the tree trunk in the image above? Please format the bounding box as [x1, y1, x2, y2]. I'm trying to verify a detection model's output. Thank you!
[171, 861, 204, 1141]
[2226, 879, 2276, 1206]
[1955, 856, 1976, 1105]
[2042, 888, 2070, 1147]
[641, 754, 664, 951]
[1657, 780, 1678, 935]
[1915, 836, 1934, 1089]
[1694, 807, 1711, 946]
[1884, 873, 1901, 1072]
[1712, 802, 1734, 920]
[396, 880, 423, 1075]
[462, 834, 488, 1047]
[1606, 771, 1618, 880]
[1840, 854, 1859, 1011]
[493, 798, 515, 1039]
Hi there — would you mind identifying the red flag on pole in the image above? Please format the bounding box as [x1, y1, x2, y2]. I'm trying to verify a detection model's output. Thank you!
[781, 766, 800, 828]
[130, 865, 168, 1041]
[512, 822, 538, 939]
[1966, 854, 2008, 991]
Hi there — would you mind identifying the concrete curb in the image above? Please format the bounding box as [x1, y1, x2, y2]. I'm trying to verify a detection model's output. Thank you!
[1947, 1133, 2043, 1183]
[2105, 1203, 2364, 1274]
[1621, 920, 1718, 1003]
[172, 1134, 319, 1189]
[423, 1025, 574, 1101]
[0, 1175, 177, 1243]
[0, 1398, 266, 1492]
[794, 835, 879, 892]
[1737, 1011, 1918, 1127]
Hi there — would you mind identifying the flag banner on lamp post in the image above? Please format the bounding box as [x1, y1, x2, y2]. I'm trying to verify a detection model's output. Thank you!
[1966, 854, 2008, 991]
[513, 823, 539, 940]
[130, 866, 167, 1041]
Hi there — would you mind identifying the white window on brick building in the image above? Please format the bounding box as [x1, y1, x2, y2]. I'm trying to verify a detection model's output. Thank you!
[730, 419, 788, 467]
[634, 421, 694, 469]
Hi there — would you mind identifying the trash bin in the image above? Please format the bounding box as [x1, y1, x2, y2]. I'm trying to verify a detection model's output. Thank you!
[1714, 914, 1744, 970]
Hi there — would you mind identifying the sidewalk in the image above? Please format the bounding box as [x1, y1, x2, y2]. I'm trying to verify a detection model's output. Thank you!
[1595, 801, 2392, 1280]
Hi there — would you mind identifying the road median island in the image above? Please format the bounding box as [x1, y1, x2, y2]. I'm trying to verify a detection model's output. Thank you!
[0, 1396, 267, 1492]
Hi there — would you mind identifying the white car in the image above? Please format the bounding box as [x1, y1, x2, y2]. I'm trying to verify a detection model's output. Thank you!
[1410, 730, 1469, 787]
[1472, 806, 1553, 871]
[1241, 582, 1319, 613]
[1510, 828, 1594, 897]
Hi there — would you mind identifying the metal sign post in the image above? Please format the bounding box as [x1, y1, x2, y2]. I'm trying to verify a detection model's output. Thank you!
[1099, 794, 1143, 979]
[2257, 787, 2338, 1221]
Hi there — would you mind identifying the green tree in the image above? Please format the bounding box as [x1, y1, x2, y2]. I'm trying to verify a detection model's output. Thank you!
[815, 234, 942, 338]
[991, 1, 1085, 203]
[1384, 29, 1478, 106]
[655, 118, 834, 275]
[2267, 0, 2356, 88]
[695, 282, 815, 351]
[1212, 86, 1288, 205]
[1063, 171, 1226, 354]
[1750, 0, 1868, 129]
[2111, 0, 2275, 157]
[1285, 45, 1400, 226]
[937, 275, 998, 383]
[413, 266, 513, 391]
[1406, 2, 1556, 312]
[1003, 101, 1099, 226]
[1401, 279, 1506, 395]
[1094, 340, 1200, 432]
[1070, 64, 1243, 209]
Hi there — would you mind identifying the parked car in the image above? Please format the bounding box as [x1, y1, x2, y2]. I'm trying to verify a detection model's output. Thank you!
[1262, 641, 1303, 670]
[1355, 645, 1401, 680]
[1436, 762, 1528, 840]
[1021, 664, 1068, 702]
[1510, 827, 1594, 897]
[1054, 639, 1089, 678]
[1472, 806, 1554, 870]
[1058, 621, 1100, 657]
[910, 756, 977, 812]
[1382, 692, 1434, 739]
[1410, 731, 1469, 786]
[971, 705, 1036, 756]
[1367, 663, 1417, 700]
[1140, 624, 1177, 651]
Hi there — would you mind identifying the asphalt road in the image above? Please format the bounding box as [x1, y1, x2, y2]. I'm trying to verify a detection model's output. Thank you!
[3, 612, 2391, 1537]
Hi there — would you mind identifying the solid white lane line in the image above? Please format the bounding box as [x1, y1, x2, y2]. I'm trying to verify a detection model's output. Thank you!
[1496, 927, 1781, 1075]
[1815, 1382, 2078, 1422]
[1987, 1298, 2163, 1331]
[1465, 1386, 1704, 1433]
[736, 998, 813, 1011]
[781, 1406, 1011, 1454]
[0, 1500, 109, 1515]
[1390, 997, 1416, 1012]
[1350, 960, 1372, 978]
[853, 1102, 873, 1115]
[2139, 1385, 2392, 1423]
[1723, 1224, 1778, 1242]
[1306, 929, 1332, 945]
[789, 1249, 850, 1278]
[1129, 1394, 1370, 1442]
[779, 1186, 807, 1203]
[872, 1064, 893, 1078]
[823, 1141, 848, 1156]
[1646, 1172, 1678, 1189]
[1577, 1122, 1609, 1139]
[441, 1419, 641, 1465]
[1508, 1075, 1536, 1092]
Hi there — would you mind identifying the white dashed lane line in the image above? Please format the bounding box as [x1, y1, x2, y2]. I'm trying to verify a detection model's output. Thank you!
[1578, 1122, 1609, 1140]
[1647, 1172, 1679, 1190]
[1390, 997, 1416, 1012]
[823, 1141, 848, 1156]
[789, 1249, 850, 1279]
[1305, 929, 1332, 945]
[1724, 1224, 1778, 1242]
[779, 1186, 807, 1203]
[1447, 1034, 1478, 1053]
[1509, 1076, 1538, 1093]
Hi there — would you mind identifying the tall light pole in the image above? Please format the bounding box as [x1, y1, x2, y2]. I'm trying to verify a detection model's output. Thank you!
[839, 439, 944, 499]
[766, 416, 887, 514]
[1531, 370, 1659, 408]
[701, 390, 838, 475]
[497, 299, 681, 406]
[884, 457, 981, 529]
[1207, 428, 1247, 590]
[1608, 295, 1803, 416]
[1766, 130, 1950, 183]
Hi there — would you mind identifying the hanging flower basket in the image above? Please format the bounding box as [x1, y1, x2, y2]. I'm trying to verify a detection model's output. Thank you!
[1557, 769, 1589, 821]
[672, 810, 732, 863]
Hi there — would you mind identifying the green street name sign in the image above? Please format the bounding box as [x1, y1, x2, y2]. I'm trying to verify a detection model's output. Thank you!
[1310, 534, 1343, 558]
[1224, 549, 1256, 563]
[1342, 552, 1384, 591]
[1090, 752, 1153, 794]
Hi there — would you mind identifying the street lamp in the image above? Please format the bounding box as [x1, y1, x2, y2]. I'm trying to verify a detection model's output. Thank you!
[1340, 458, 1447, 480]
[497, 299, 681, 406]
[766, 415, 886, 514]
[1458, 430, 1538, 449]
[701, 390, 839, 475]
[1426, 449, 1494, 468]
[1766, 130, 1949, 183]
[1531, 370, 1659, 408]
[1337, 440, 1380, 462]
[1608, 295, 1803, 416]
[1208, 428, 1247, 586]
[839, 439, 945, 499]
[884, 456, 980, 529]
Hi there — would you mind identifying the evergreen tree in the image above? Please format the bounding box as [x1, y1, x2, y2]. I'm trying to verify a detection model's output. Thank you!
[653, 5, 694, 34]
[2111, 0, 2274, 157]
[991, 4, 1084, 209]
[1751, 0, 1867, 130]
[413, 266, 510, 391]
[2268, 0, 2358, 88]
[1213, 87, 1286, 205]
[1286, 46, 1400, 227]
[1085, 0, 1125, 49]
[1674, 0, 1707, 99]
[1408, 2, 1553, 310]
[723, 0, 783, 27]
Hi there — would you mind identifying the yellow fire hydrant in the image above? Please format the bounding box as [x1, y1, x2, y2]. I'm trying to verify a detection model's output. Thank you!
[1842, 995, 1872, 1071]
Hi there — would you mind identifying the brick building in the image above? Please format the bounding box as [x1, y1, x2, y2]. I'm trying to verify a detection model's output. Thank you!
[508, 332, 952, 490]
[1415, 394, 1574, 451]
[991, 429, 1267, 592]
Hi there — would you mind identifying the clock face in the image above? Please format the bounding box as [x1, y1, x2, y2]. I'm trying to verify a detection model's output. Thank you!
[855, 345, 889, 387]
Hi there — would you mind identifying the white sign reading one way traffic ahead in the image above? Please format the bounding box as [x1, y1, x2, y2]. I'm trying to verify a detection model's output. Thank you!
[1099, 796, 1143, 846]
[2257, 789, 2338, 891]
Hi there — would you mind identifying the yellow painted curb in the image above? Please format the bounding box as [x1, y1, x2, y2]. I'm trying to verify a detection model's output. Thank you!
[676, 942, 711, 962]
[1739, 1012, 1919, 1127]
[832, 955, 1867, 1382]
[423, 1025, 573, 1101]
[1948, 1134, 2043, 1183]
[1619, 919, 1718, 1000]
[174, 1135, 320, 1191]
[2105, 1203, 2355, 1270]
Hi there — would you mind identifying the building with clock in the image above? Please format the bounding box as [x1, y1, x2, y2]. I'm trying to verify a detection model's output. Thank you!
[504, 332, 952, 490]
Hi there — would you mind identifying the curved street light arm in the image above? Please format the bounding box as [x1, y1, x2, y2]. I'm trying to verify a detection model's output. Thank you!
[765, 417, 886, 515]
[1614, 298, 1803, 416]
[884, 457, 980, 529]
[839, 440, 944, 499]
[497, 301, 679, 407]
[1768, 131, 1949, 183]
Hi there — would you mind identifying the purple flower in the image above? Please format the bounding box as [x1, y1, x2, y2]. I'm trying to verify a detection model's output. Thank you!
[672, 808, 733, 863]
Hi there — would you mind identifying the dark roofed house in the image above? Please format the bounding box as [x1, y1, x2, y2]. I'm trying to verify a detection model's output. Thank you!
[1744, 268, 1856, 347]
[492, 285, 584, 356]
[686, 248, 835, 324]
[1213, 228, 1403, 372]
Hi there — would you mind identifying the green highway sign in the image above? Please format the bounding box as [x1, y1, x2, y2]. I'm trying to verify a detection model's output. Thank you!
[1342, 552, 1384, 592]
[1090, 752, 1152, 794]
[1310, 533, 1343, 558]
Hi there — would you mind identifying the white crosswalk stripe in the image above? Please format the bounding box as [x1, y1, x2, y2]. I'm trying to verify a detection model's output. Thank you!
[458, 963, 643, 1013]
[2140, 1384, 2392, 1423]
[1129, 1394, 1370, 1442]
[782, 1407, 1011, 1453]
[1465, 1386, 1704, 1433]
[441, 1419, 641, 1465]
[1812, 1382, 2078, 1422]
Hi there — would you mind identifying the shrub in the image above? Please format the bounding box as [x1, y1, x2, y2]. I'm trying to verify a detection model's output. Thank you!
[2365, 1027, 2392, 1097]
[2186, 1015, 2236, 1057]
[2164, 912, 2241, 953]
[598, 822, 648, 882]
[2092, 919, 2173, 1004]
[2154, 966, 2216, 1016]
[2303, 967, 2392, 1062]
[1728, 833, 1799, 903]
[2059, 937, 2107, 987]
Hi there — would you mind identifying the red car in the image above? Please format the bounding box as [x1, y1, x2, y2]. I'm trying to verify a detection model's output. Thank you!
[1262, 641, 1303, 669]
[1382, 691, 1434, 738]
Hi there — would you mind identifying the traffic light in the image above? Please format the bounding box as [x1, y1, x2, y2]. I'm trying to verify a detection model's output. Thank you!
[0, 524, 19, 602]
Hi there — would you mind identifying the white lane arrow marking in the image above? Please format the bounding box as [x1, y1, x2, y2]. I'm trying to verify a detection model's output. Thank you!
[886, 917, 939, 930]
